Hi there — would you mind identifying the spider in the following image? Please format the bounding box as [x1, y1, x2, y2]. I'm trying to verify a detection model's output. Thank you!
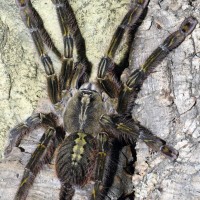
[4, 0, 197, 199]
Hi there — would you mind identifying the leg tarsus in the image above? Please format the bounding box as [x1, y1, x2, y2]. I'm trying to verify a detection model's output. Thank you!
[139, 126, 179, 160]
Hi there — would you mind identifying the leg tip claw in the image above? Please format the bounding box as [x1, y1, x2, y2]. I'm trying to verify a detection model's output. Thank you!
[160, 145, 179, 160]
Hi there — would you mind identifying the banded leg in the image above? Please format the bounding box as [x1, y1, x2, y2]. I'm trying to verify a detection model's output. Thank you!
[138, 125, 179, 159]
[51, 0, 74, 90]
[117, 16, 198, 114]
[97, 0, 150, 98]
[14, 127, 65, 200]
[100, 114, 178, 160]
[92, 139, 136, 200]
[52, 0, 92, 89]
[95, 139, 135, 200]
[63, 0, 92, 80]
[4, 113, 57, 156]
[16, 0, 62, 59]
[16, 1, 62, 104]
[114, 5, 149, 81]
[91, 133, 108, 200]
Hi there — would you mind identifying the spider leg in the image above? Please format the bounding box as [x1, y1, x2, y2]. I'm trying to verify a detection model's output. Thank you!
[16, 0, 62, 59]
[16, 0, 62, 104]
[137, 124, 179, 159]
[52, 0, 92, 90]
[91, 133, 108, 200]
[117, 16, 198, 114]
[51, 0, 74, 91]
[92, 139, 135, 200]
[17, 0, 91, 93]
[97, 0, 149, 98]
[100, 114, 178, 160]
[4, 113, 57, 157]
[114, 6, 149, 82]
[14, 127, 65, 200]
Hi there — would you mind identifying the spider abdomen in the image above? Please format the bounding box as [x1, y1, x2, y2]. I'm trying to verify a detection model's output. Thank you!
[56, 132, 97, 185]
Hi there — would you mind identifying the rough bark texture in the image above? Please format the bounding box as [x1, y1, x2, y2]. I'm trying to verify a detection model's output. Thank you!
[0, 0, 199, 200]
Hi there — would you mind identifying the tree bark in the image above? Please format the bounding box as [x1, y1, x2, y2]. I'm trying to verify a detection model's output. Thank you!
[0, 0, 199, 199]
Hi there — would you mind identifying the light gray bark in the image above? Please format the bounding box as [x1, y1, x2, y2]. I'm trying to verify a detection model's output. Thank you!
[0, 0, 199, 200]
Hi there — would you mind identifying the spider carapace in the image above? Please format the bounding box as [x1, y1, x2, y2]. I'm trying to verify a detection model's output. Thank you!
[4, 0, 197, 199]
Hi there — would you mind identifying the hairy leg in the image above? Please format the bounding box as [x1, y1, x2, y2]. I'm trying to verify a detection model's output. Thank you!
[91, 133, 108, 200]
[14, 127, 65, 200]
[16, 0, 62, 103]
[51, 0, 74, 91]
[4, 113, 57, 156]
[16, 0, 92, 103]
[97, 0, 150, 98]
[117, 16, 198, 114]
[52, 0, 92, 89]
[100, 114, 178, 160]
[51, 0, 92, 90]
[93, 139, 136, 200]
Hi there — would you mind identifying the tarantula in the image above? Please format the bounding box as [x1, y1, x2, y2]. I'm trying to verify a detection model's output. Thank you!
[4, 0, 197, 199]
